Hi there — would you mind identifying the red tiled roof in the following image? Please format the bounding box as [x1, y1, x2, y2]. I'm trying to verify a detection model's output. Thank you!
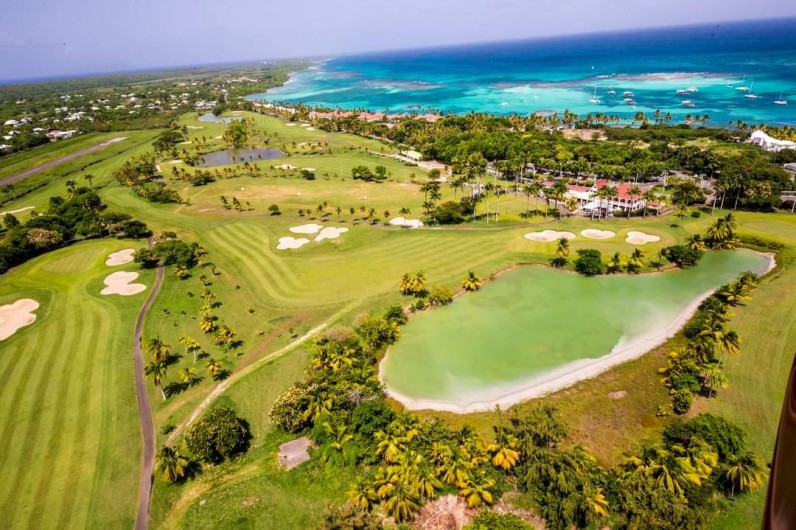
[616, 184, 642, 200]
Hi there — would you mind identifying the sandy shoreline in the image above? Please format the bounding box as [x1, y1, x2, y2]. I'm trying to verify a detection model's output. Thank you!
[381, 251, 776, 413]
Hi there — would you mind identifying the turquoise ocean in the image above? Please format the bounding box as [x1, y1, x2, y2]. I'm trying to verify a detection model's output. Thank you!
[251, 18, 796, 126]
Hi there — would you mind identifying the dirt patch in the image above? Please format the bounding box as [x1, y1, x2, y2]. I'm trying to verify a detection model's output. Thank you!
[609, 390, 628, 400]
[241, 497, 259, 508]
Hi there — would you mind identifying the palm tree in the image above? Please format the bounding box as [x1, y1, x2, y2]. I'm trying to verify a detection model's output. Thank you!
[725, 453, 766, 497]
[686, 234, 706, 252]
[145, 360, 168, 400]
[642, 190, 656, 217]
[205, 357, 223, 379]
[462, 271, 484, 291]
[450, 178, 465, 199]
[347, 476, 377, 511]
[199, 315, 217, 334]
[701, 360, 729, 396]
[155, 446, 189, 483]
[556, 236, 570, 258]
[179, 335, 201, 363]
[146, 337, 171, 363]
[178, 367, 200, 385]
[627, 248, 644, 274]
[381, 481, 421, 523]
[522, 184, 534, 219]
[607, 252, 623, 274]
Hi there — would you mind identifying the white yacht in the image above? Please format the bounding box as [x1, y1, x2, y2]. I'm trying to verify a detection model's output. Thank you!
[744, 82, 760, 99]
[589, 87, 601, 104]
[774, 93, 788, 105]
[681, 100, 696, 107]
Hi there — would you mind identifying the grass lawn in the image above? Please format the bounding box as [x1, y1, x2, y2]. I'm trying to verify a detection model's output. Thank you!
[0, 239, 153, 528]
[3, 110, 795, 529]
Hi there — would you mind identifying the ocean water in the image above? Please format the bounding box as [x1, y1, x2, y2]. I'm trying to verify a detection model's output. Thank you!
[252, 19, 796, 126]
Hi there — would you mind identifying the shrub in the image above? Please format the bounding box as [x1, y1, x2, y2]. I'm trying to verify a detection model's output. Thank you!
[301, 169, 316, 180]
[662, 244, 703, 267]
[152, 240, 196, 267]
[268, 204, 281, 215]
[663, 414, 747, 459]
[690, 211, 702, 218]
[270, 384, 316, 433]
[672, 388, 694, 414]
[574, 249, 604, 276]
[465, 512, 532, 530]
[184, 406, 251, 463]
[428, 284, 454, 306]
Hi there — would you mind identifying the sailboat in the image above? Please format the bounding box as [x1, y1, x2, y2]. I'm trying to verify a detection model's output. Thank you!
[606, 89, 616, 96]
[774, 93, 788, 105]
[589, 87, 601, 104]
[744, 81, 760, 99]
[735, 75, 750, 92]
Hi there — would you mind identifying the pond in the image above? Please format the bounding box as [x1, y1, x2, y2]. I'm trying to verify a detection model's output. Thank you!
[196, 148, 285, 167]
[379, 250, 773, 413]
[198, 113, 243, 124]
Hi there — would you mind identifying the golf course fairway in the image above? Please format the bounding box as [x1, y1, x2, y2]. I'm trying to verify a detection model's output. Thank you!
[380, 249, 773, 412]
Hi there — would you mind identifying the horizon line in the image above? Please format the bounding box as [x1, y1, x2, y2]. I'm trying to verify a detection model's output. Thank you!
[1, 15, 794, 87]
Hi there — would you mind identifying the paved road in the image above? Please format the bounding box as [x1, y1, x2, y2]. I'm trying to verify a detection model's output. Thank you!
[0, 137, 127, 186]
[133, 240, 164, 530]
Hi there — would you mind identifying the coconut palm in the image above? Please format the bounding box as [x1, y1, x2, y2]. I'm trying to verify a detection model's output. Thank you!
[717, 281, 750, 307]
[145, 360, 169, 400]
[178, 367, 200, 385]
[347, 476, 377, 511]
[556, 236, 570, 258]
[199, 314, 217, 334]
[701, 360, 729, 396]
[725, 452, 766, 497]
[146, 337, 171, 363]
[205, 357, 223, 378]
[155, 446, 189, 483]
[627, 248, 644, 274]
[687, 234, 706, 252]
[607, 252, 623, 274]
[381, 481, 421, 523]
[487, 440, 520, 471]
[179, 335, 201, 363]
[462, 271, 484, 291]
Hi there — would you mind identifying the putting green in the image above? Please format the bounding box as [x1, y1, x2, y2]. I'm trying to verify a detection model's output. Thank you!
[380, 250, 772, 412]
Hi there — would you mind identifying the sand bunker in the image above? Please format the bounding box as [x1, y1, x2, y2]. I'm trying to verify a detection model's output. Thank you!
[105, 248, 135, 266]
[275, 164, 296, 170]
[277, 237, 311, 250]
[100, 271, 147, 296]
[302, 167, 317, 172]
[389, 217, 424, 229]
[524, 230, 576, 243]
[581, 229, 616, 240]
[306, 127, 316, 131]
[315, 227, 349, 242]
[186, 125, 203, 129]
[300, 123, 310, 127]
[285, 123, 297, 127]
[625, 231, 661, 245]
[289, 223, 323, 234]
[0, 299, 40, 340]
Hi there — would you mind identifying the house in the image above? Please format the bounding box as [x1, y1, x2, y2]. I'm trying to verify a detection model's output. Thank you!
[3, 119, 18, 126]
[401, 150, 423, 162]
[541, 179, 647, 215]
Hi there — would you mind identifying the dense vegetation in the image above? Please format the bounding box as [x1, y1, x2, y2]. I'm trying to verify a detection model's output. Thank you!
[0, 187, 149, 273]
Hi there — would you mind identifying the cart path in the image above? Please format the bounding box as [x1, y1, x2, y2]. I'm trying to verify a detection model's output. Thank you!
[0, 136, 127, 186]
[133, 238, 164, 530]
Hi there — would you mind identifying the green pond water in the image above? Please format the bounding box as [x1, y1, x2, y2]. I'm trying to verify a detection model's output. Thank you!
[380, 250, 771, 411]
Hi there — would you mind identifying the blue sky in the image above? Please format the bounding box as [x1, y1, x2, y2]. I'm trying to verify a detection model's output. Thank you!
[1, 0, 795, 81]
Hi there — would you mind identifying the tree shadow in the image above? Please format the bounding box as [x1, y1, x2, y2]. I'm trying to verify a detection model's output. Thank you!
[213, 369, 232, 381]
[165, 381, 189, 397]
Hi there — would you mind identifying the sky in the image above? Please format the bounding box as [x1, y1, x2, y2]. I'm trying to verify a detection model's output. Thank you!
[2, 0, 796, 82]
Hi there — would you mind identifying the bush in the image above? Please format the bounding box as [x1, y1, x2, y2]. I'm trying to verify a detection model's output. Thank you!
[184, 406, 251, 463]
[672, 388, 694, 415]
[152, 240, 196, 267]
[690, 211, 702, 218]
[574, 249, 604, 276]
[133, 248, 158, 268]
[435, 201, 466, 224]
[349, 400, 396, 440]
[663, 414, 747, 459]
[662, 244, 704, 267]
[465, 512, 532, 530]
[301, 169, 316, 180]
[428, 284, 454, 306]
[268, 204, 281, 215]
[270, 384, 315, 433]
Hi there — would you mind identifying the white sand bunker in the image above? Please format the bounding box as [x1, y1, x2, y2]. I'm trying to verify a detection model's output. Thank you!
[285, 123, 297, 127]
[302, 167, 317, 172]
[105, 248, 135, 266]
[289, 223, 323, 234]
[0, 299, 40, 340]
[626, 231, 661, 245]
[101, 271, 147, 296]
[277, 237, 311, 250]
[315, 227, 349, 242]
[306, 127, 316, 131]
[524, 230, 576, 242]
[275, 164, 296, 170]
[581, 229, 616, 240]
[389, 217, 424, 229]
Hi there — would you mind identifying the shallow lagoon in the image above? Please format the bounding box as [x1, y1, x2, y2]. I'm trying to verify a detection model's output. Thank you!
[380, 250, 772, 412]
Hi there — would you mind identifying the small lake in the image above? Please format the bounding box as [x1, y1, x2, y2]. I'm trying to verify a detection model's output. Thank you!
[196, 148, 285, 167]
[198, 113, 243, 124]
[379, 250, 772, 412]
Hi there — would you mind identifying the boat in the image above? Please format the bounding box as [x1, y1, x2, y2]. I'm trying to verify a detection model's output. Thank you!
[622, 91, 634, 97]
[686, 86, 699, 93]
[744, 82, 760, 99]
[676, 89, 689, 95]
[735, 75, 750, 91]
[681, 100, 696, 107]
[623, 98, 635, 104]
[606, 89, 616, 96]
[774, 93, 788, 105]
[589, 87, 601, 104]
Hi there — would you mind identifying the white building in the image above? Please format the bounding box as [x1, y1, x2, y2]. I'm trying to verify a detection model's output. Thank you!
[750, 130, 796, 152]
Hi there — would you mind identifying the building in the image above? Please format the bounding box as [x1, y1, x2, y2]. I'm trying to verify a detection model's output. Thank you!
[401, 150, 423, 162]
[750, 130, 796, 153]
[542, 179, 647, 215]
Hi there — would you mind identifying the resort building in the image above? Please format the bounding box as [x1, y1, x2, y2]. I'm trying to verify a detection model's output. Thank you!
[750, 130, 796, 152]
[541, 179, 647, 215]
